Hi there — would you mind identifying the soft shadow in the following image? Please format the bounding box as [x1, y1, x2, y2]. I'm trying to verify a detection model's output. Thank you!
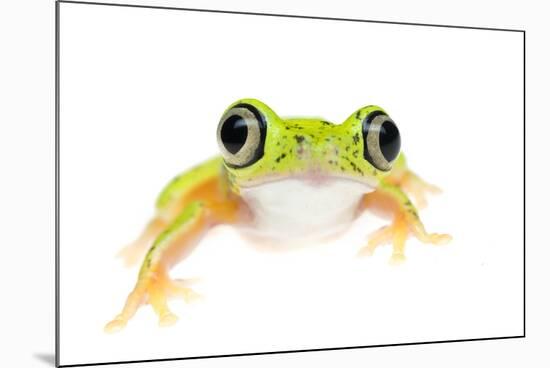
[33, 353, 55, 366]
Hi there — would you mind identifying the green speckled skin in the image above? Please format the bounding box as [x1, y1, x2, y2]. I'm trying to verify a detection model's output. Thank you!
[221, 98, 398, 193]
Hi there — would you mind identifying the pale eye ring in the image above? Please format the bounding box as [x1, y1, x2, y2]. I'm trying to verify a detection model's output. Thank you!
[362, 111, 401, 171]
[217, 104, 266, 168]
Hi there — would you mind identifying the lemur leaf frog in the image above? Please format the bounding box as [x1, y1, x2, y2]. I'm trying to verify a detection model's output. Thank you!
[105, 98, 451, 332]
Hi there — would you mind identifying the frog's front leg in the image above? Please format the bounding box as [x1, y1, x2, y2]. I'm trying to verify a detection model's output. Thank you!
[116, 217, 167, 267]
[358, 182, 451, 264]
[390, 170, 441, 209]
[105, 198, 239, 332]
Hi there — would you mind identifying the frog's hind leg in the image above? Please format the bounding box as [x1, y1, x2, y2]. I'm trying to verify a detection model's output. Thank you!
[386, 154, 441, 209]
[398, 171, 441, 209]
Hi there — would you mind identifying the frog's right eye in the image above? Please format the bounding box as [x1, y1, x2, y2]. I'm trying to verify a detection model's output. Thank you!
[361, 110, 401, 171]
[217, 103, 267, 168]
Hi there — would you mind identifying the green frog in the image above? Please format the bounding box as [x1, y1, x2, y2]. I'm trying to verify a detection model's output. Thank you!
[105, 98, 451, 332]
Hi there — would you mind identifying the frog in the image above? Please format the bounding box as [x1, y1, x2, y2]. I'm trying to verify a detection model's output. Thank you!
[104, 98, 451, 332]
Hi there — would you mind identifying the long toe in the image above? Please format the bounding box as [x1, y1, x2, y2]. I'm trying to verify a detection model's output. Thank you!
[104, 318, 127, 333]
[159, 313, 178, 327]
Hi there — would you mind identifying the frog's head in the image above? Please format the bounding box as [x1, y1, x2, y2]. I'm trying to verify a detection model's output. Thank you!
[216, 98, 401, 192]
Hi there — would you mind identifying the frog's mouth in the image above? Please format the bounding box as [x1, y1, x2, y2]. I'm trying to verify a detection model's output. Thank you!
[235, 171, 378, 190]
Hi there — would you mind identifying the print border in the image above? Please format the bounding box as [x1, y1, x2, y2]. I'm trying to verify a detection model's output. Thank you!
[55, 1, 526, 366]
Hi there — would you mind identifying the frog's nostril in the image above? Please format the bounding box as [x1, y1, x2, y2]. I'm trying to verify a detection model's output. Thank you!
[293, 134, 306, 144]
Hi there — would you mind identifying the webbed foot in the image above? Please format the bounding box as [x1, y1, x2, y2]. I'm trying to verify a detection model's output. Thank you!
[358, 213, 451, 264]
[104, 269, 201, 333]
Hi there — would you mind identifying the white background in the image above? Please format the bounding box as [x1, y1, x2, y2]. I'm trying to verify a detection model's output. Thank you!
[57, 3, 524, 366]
[1, 0, 549, 368]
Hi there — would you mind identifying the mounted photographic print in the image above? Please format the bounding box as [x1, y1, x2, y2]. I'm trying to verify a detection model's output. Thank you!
[56, 1, 525, 366]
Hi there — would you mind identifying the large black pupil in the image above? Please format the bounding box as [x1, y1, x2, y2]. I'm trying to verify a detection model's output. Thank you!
[221, 115, 248, 154]
[379, 121, 401, 162]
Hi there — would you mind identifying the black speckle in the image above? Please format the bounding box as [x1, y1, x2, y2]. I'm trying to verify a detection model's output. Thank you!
[275, 153, 287, 163]
[340, 166, 346, 171]
[345, 145, 350, 152]
[355, 111, 361, 120]
[321, 120, 331, 126]
[353, 133, 360, 145]
[349, 161, 364, 176]
[285, 126, 290, 130]
[325, 138, 331, 142]
[352, 150, 359, 158]
[294, 135, 305, 144]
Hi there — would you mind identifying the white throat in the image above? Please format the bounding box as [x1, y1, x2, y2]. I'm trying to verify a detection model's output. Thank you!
[239, 178, 373, 242]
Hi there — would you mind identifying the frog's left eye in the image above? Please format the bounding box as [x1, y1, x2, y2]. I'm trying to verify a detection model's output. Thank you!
[362, 111, 401, 171]
[217, 103, 267, 168]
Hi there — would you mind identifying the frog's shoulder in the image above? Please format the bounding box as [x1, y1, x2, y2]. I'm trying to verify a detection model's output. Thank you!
[155, 156, 224, 211]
